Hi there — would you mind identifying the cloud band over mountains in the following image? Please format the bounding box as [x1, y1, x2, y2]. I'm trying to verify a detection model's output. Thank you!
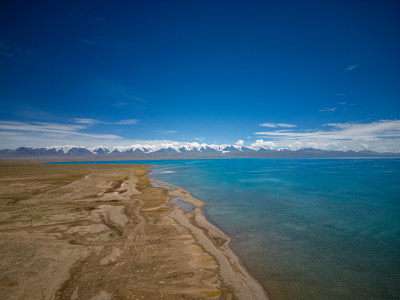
[255, 120, 400, 152]
[0, 119, 399, 152]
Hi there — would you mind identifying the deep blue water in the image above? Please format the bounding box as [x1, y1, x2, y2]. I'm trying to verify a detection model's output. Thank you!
[51, 158, 400, 299]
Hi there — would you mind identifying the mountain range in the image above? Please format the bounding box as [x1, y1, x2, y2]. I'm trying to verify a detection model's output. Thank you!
[0, 142, 398, 159]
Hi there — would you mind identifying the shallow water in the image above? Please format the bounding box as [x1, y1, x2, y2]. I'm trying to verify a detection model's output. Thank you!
[150, 182, 176, 190]
[170, 197, 196, 213]
[52, 158, 400, 299]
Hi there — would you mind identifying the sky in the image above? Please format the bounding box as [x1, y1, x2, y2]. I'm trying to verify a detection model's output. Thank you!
[0, 0, 399, 152]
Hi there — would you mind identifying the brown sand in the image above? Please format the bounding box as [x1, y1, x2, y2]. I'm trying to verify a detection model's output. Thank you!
[0, 161, 268, 299]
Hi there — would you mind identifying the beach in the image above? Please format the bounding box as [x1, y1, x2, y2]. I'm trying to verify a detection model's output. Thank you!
[0, 161, 268, 299]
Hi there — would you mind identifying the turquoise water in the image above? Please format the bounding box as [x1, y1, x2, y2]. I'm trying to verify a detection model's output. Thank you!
[51, 158, 400, 299]
[151, 158, 400, 300]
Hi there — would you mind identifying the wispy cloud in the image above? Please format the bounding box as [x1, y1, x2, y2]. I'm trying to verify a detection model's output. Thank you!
[0, 121, 121, 139]
[259, 123, 297, 128]
[74, 118, 139, 125]
[159, 130, 178, 134]
[194, 137, 206, 141]
[338, 102, 347, 105]
[346, 64, 357, 71]
[74, 118, 99, 125]
[0, 121, 125, 148]
[320, 108, 336, 112]
[254, 120, 400, 152]
[116, 119, 139, 125]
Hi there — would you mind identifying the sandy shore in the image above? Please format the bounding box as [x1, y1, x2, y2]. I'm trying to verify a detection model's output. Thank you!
[152, 178, 269, 300]
[0, 161, 268, 299]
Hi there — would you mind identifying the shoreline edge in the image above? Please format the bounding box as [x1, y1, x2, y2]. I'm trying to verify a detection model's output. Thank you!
[150, 176, 269, 299]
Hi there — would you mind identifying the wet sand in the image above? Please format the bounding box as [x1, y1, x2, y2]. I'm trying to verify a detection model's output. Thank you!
[0, 161, 268, 299]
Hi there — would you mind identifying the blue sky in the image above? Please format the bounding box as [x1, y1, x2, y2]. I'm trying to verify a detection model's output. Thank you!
[1, 0, 399, 151]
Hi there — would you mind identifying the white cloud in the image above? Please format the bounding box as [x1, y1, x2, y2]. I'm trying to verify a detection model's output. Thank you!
[0, 121, 123, 148]
[0, 121, 85, 133]
[159, 130, 178, 135]
[259, 123, 297, 128]
[74, 118, 139, 125]
[235, 140, 244, 146]
[346, 64, 357, 71]
[116, 119, 139, 125]
[251, 140, 278, 150]
[2, 119, 400, 153]
[254, 120, 400, 152]
[0, 121, 121, 139]
[320, 108, 336, 112]
[74, 118, 99, 125]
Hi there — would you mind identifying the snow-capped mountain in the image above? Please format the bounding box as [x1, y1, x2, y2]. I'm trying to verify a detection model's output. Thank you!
[49, 142, 246, 155]
[0, 142, 396, 158]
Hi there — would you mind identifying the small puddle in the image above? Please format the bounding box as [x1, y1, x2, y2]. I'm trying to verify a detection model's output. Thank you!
[171, 197, 196, 213]
[151, 182, 176, 190]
